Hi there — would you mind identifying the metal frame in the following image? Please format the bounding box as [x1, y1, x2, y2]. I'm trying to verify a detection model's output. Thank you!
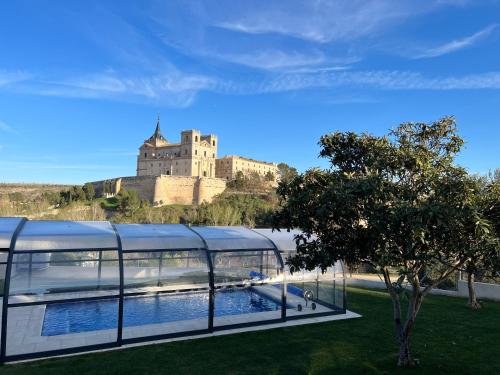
[0, 220, 346, 363]
[1, 217, 27, 361]
[184, 224, 215, 332]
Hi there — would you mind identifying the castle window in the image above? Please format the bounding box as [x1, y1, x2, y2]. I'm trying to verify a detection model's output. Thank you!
[184, 149, 187, 155]
[195, 150, 198, 155]
[212, 140, 215, 146]
[195, 136, 198, 142]
[144, 153, 147, 158]
[185, 136, 188, 142]
[166, 170, 170, 175]
[203, 171, 207, 177]
[204, 151, 207, 157]
[212, 153, 215, 158]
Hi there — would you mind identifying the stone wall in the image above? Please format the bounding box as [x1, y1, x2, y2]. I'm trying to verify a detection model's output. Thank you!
[91, 175, 226, 206]
[196, 176, 227, 204]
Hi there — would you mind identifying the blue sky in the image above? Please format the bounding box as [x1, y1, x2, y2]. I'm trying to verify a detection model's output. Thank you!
[0, 0, 499, 184]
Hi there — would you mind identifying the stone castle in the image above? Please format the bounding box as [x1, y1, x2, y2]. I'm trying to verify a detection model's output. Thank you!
[91, 118, 279, 206]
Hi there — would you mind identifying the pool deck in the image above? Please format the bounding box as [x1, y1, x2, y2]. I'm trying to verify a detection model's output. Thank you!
[5, 309, 361, 364]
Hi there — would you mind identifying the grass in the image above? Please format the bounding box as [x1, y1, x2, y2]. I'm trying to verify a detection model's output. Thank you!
[2, 287, 499, 374]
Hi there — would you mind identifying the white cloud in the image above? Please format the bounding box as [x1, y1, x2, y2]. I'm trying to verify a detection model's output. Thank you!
[414, 24, 497, 58]
[219, 70, 500, 94]
[0, 121, 20, 135]
[215, 50, 326, 70]
[215, 1, 442, 43]
[21, 71, 217, 108]
[0, 160, 123, 170]
[0, 70, 30, 86]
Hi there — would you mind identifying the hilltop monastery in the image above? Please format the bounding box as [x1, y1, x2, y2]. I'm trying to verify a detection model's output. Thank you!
[91, 118, 279, 206]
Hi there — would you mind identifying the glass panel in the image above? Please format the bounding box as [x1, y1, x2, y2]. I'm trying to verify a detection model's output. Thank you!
[212, 251, 283, 327]
[9, 251, 120, 304]
[0, 262, 6, 296]
[123, 250, 209, 293]
[122, 250, 210, 339]
[212, 250, 279, 284]
[286, 265, 343, 317]
[6, 300, 118, 356]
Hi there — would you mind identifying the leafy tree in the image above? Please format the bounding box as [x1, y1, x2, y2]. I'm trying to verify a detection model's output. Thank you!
[463, 176, 500, 308]
[116, 189, 141, 214]
[8, 192, 23, 202]
[265, 171, 275, 182]
[273, 117, 497, 367]
[82, 183, 95, 201]
[247, 171, 263, 190]
[70, 185, 85, 201]
[227, 171, 245, 190]
[277, 162, 298, 184]
[41, 191, 61, 206]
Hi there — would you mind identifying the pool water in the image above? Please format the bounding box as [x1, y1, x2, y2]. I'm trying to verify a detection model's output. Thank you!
[42, 288, 282, 336]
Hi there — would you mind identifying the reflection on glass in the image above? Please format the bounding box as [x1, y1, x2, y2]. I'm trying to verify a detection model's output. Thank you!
[9, 251, 120, 300]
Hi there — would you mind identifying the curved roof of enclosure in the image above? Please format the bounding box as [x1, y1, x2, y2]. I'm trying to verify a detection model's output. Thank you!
[0, 219, 313, 253]
[115, 224, 204, 251]
[190, 226, 276, 251]
[252, 229, 305, 252]
[14, 221, 118, 251]
[0, 217, 24, 249]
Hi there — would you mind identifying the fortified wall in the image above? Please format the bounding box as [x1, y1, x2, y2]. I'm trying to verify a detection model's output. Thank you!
[92, 175, 226, 206]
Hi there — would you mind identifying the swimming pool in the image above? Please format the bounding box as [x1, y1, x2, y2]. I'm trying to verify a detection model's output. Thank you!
[42, 288, 282, 336]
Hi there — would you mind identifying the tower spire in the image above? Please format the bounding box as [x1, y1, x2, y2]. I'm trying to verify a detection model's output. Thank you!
[144, 115, 168, 145]
[154, 114, 161, 137]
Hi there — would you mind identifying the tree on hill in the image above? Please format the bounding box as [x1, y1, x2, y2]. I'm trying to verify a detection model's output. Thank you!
[265, 171, 275, 182]
[116, 189, 141, 214]
[277, 162, 298, 184]
[227, 171, 245, 190]
[273, 117, 498, 367]
[82, 183, 95, 201]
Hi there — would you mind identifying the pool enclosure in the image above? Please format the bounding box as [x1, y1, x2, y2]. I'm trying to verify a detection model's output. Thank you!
[0, 218, 345, 362]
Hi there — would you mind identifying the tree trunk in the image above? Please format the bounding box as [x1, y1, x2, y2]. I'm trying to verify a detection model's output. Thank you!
[382, 269, 418, 368]
[398, 333, 413, 367]
[467, 273, 481, 309]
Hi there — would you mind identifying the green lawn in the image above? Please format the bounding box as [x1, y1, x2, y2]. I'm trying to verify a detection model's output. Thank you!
[2, 287, 499, 374]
